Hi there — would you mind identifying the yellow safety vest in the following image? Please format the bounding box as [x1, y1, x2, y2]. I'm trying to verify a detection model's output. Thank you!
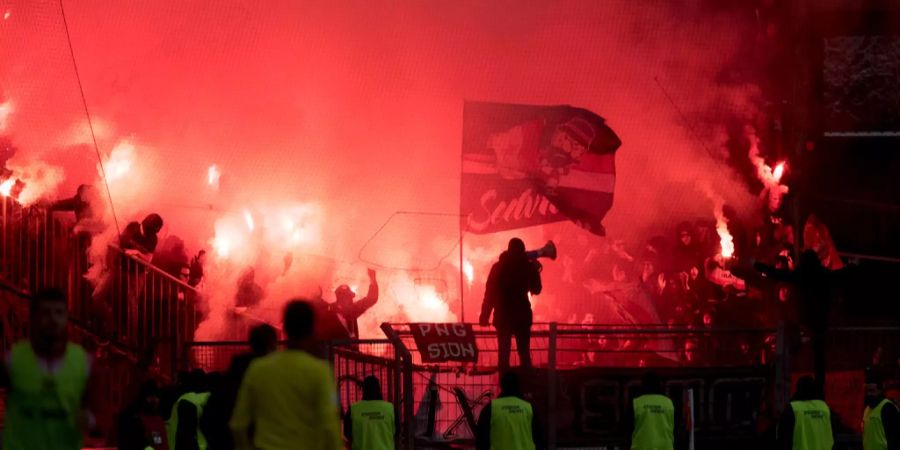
[631, 394, 675, 450]
[166, 391, 210, 450]
[863, 399, 893, 450]
[790, 400, 834, 450]
[350, 400, 395, 450]
[2, 342, 89, 450]
[490, 396, 535, 450]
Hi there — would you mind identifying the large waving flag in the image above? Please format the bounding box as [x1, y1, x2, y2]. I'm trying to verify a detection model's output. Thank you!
[461, 102, 621, 236]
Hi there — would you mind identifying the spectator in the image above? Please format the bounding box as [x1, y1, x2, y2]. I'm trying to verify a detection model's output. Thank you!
[121, 213, 164, 256]
[203, 324, 277, 450]
[188, 250, 207, 287]
[235, 268, 264, 309]
[49, 184, 104, 235]
[230, 301, 342, 450]
[117, 380, 169, 450]
[153, 236, 189, 279]
[755, 250, 851, 394]
[311, 287, 352, 344]
[672, 221, 702, 273]
[480, 238, 543, 372]
[332, 269, 379, 339]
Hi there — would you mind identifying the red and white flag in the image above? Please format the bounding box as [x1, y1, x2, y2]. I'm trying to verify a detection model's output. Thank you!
[461, 102, 621, 235]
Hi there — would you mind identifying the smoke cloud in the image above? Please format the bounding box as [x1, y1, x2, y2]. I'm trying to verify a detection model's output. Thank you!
[2, 0, 770, 337]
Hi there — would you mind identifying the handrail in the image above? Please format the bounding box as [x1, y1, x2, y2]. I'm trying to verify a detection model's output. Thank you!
[107, 244, 197, 292]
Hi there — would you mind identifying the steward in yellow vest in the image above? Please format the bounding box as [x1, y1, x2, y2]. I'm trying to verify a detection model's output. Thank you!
[343, 376, 396, 450]
[0, 289, 94, 450]
[475, 372, 543, 450]
[167, 370, 211, 450]
[626, 372, 677, 450]
[862, 379, 900, 450]
[779, 376, 834, 450]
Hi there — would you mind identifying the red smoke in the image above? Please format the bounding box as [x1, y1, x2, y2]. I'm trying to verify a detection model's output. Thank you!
[2, 1, 766, 335]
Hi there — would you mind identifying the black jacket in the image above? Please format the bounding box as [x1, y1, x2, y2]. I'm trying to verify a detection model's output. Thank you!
[480, 251, 542, 331]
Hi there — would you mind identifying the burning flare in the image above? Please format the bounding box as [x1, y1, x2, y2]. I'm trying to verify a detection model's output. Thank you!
[747, 129, 789, 212]
[697, 181, 734, 259]
[772, 162, 785, 181]
[0, 100, 12, 131]
[418, 285, 446, 311]
[207, 165, 221, 188]
[716, 215, 734, 259]
[0, 178, 14, 197]
[463, 259, 474, 287]
[102, 141, 135, 183]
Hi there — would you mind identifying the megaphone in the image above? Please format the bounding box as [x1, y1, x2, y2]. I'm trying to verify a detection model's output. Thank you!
[525, 240, 557, 261]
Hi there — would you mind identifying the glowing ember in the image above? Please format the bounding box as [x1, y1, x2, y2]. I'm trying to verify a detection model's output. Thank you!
[3, 11, 9, 20]
[207, 165, 221, 188]
[772, 162, 785, 181]
[0, 178, 14, 197]
[463, 259, 474, 287]
[243, 210, 255, 231]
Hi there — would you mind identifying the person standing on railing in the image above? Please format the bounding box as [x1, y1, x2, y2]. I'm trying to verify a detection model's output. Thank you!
[230, 300, 342, 450]
[332, 268, 379, 339]
[0, 288, 97, 450]
[480, 238, 542, 372]
[624, 371, 677, 450]
[862, 378, 899, 450]
[754, 250, 853, 397]
[343, 376, 396, 450]
[475, 372, 542, 450]
[777, 376, 835, 450]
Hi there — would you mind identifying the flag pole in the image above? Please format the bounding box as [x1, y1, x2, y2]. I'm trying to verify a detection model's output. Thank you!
[459, 230, 465, 323]
[459, 102, 466, 323]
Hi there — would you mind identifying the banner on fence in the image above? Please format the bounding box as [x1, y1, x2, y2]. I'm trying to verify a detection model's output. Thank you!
[410, 323, 479, 363]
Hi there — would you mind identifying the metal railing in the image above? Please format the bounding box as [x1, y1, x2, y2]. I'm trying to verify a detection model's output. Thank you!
[93, 245, 198, 372]
[377, 322, 783, 449]
[1, 198, 73, 295]
[1, 197, 199, 376]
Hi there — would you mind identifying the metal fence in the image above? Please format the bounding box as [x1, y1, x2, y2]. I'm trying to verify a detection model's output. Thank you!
[1, 198, 73, 295]
[1, 197, 199, 376]
[185, 324, 786, 450]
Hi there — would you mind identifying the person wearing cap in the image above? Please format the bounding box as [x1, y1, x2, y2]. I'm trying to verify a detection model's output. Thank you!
[480, 238, 542, 372]
[778, 376, 835, 450]
[332, 269, 379, 339]
[343, 376, 396, 450]
[862, 378, 899, 450]
[625, 372, 677, 450]
[475, 372, 542, 450]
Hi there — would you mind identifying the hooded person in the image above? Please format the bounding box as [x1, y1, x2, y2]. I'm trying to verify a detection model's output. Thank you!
[480, 238, 542, 372]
